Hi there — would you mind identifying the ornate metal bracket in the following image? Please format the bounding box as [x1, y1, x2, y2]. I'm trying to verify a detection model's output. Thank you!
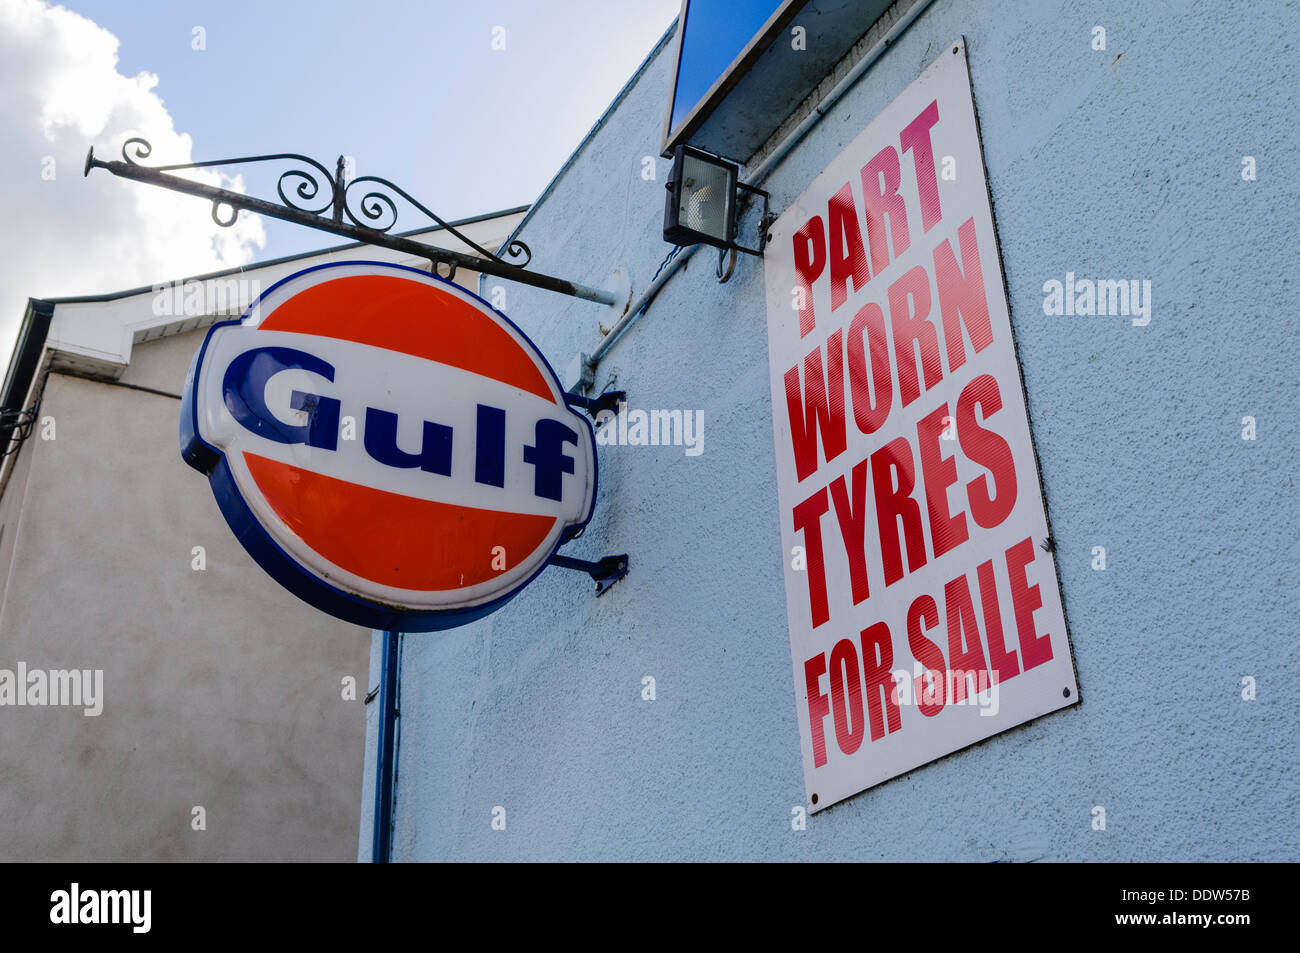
[84, 139, 618, 306]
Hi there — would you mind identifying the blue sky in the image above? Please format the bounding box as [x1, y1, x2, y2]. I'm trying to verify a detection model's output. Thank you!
[0, 0, 679, 364]
[57, 0, 679, 260]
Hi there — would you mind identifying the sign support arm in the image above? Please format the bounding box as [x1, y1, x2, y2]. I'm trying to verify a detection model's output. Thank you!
[84, 143, 619, 307]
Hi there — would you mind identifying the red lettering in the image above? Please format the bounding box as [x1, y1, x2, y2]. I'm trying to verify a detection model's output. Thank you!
[793, 216, 826, 337]
[977, 558, 1020, 685]
[888, 265, 942, 408]
[860, 621, 901, 741]
[906, 593, 946, 717]
[828, 183, 870, 312]
[900, 99, 942, 232]
[829, 638, 866, 756]
[1006, 537, 1052, 670]
[829, 459, 871, 606]
[792, 488, 831, 628]
[846, 301, 892, 434]
[859, 145, 911, 275]
[917, 403, 969, 558]
[871, 437, 927, 587]
[873, 439, 925, 587]
[804, 653, 831, 767]
[933, 217, 993, 372]
[784, 330, 847, 482]
[956, 373, 1017, 528]
[943, 573, 990, 703]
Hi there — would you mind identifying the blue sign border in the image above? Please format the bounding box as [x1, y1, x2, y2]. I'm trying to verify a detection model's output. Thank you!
[180, 260, 598, 632]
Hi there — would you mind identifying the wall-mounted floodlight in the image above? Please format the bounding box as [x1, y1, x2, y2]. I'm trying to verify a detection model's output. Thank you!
[663, 145, 767, 256]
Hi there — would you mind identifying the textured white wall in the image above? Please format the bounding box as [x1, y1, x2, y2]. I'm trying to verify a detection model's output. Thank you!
[0, 330, 372, 861]
[370, 0, 1299, 861]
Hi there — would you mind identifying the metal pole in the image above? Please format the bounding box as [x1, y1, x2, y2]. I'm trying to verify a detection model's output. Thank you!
[371, 630, 400, 863]
[588, 244, 700, 367]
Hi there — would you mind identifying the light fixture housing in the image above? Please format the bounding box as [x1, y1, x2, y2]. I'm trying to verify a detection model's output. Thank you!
[663, 145, 739, 249]
[663, 145, 768, 257]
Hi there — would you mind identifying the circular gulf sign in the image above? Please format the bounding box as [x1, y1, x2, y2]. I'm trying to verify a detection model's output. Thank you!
[180, 261, 597, 631]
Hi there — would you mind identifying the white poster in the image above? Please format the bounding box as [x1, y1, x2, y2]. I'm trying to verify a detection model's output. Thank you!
[763, 40, 1079, 812]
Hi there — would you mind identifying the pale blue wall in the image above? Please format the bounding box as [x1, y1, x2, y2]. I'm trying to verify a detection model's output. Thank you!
[363, 0, 1299, 861]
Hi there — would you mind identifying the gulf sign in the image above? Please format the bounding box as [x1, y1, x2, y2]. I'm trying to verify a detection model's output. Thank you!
[180, 261, 596, 631]
[763, 42, 1079, 812]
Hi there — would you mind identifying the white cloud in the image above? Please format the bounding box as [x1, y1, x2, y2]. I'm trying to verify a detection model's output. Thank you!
[0, 0, 264, 368]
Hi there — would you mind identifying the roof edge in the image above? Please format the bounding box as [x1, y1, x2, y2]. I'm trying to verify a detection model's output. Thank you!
[494, 19, 679, 270]
[1, 298, 54, 414]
